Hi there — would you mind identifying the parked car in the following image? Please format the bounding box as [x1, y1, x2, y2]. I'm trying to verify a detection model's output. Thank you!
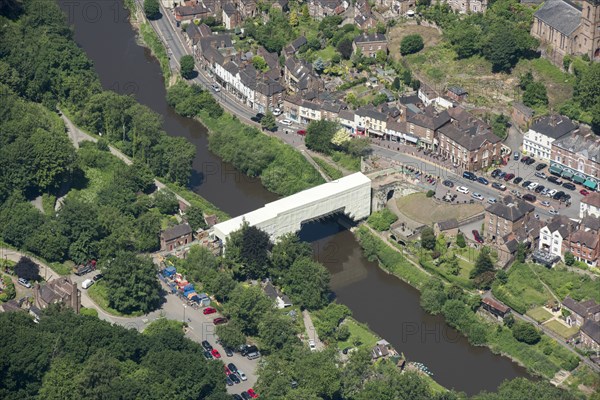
[513, 152, 520, 160]
[503, 173, 515, 181]
[457, 186, 469, 194]
[232, 395, 243, 400]
[272, 108, 282, 116]
[230, 373, 240, 384]
[513, 177, 523, 185]
[92, 273, 103, 282]
[525, 157, 536, 165]
[471, 192, 484, 201]
[497, 171, 507, 179]
[580, 189, 590, 196]
[237, 370, 248, 381]
[296, 129, 306, 136]
[279, 119, 292, 126]
[522, 194, 536, 202]
[540, 188, 549, 196]
[203, 350, 213, 360]
[17, 277, 31, 288]
[527, 182, 539, 190]
[540, 201, 551, 207]
[228, 363, 238, 374]
[203, 307, 217, 315]
[472, 230, 484, 244]
[487, 197, 497, 204]
[226, 376, 234, 386]
[213, 317, 228, 325]
[247, 388, 259, 399]
[549, 209, 560, 215]
[211, 349, 221, 359]
[534, 172, 547, 179]
[521, 180, 532, 188]
[535, 163, 547, 171]
[81, 279, 94, 289]
[224, 347, 234, 357]
[547, 176, 563, 185]
[477, 177, 489, 185]
[562, 182, 576, 191]
[492, 182, 506, 191]
[560, 194, 571, 203]
[553, 191, 565, 200]
[309, 339, 316, 351]
[520, 156, 530, 163]
[443, 180, 454, 188]
[251, 113, 264, 123]
[241, 393, 251, 400]
[462, 171, 477, 181]
[547, 189, 557, 197]
[201, 341, 212, 351]
[211, 83, 220, 92]
[534, 185, 545, 193]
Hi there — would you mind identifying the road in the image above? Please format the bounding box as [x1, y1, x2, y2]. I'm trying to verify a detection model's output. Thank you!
[302, 310, 324, 351]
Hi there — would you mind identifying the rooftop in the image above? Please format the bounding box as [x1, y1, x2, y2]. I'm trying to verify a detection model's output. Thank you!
[553, 129, 600, 163]
[562, 297, 600, 318]
[534, 0, 581, 36]
[162, 223, 193, 242]
[582, 319, 600, 344]
[582, 192, 600, 208]
[353, 32, 386, 44]
[529, 115, 576, 139]
[486, 197, 534, 222]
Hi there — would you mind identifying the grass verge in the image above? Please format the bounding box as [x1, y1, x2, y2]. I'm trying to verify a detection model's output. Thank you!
[313, 157, 343, 180]
[139, 23, 171, 82]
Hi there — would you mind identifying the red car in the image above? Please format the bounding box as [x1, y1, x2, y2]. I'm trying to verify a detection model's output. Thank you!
[503, 173, 515, 181]
[211, 349, 221, 358]
[247, 388, 259, 398]
[224, 365, 231, 375]
[472, 229, 484, 244]
[213, 317, 228, 325]
[203, 307, 217, 315]
[296, 129, 306, 136]
[580, 189, 590, 196]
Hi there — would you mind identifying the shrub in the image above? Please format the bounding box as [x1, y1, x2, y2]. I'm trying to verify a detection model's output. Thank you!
[426, 190, 435, 198]
[400, 34, 424, 56]
[367, 209, 398, 231]
[512, 322, 541, 345]
[456, 233, 466, 248]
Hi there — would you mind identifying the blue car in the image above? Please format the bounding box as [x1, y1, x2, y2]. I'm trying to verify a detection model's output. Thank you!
[477, 177, 489, 185]
[462, 171, 477, 181]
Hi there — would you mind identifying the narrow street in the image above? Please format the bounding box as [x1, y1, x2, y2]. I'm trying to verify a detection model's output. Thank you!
[302, 310, 324, 350]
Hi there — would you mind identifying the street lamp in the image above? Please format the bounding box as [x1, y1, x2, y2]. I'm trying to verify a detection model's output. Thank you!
[183, 304, 187, 324]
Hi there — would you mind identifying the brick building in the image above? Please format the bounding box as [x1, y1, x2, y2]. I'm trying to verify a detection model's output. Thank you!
[550, 128, 600, 192]
[484, 197, 535, 242]
[352, 33, 388, 57]
[160, 223, 193, 251]
[34, 277, 80, 314]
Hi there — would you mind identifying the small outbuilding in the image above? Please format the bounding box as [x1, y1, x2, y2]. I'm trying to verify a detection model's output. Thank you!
[481, 297, 511, 320]
[160, 223, 193, 251]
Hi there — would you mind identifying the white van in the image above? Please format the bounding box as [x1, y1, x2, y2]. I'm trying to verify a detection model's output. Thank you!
[81, 279, 94, 289]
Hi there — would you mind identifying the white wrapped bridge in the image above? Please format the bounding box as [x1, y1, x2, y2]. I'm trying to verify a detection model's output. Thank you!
[212, 172, 372, 247]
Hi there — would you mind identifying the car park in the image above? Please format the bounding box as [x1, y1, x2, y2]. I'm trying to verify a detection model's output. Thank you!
[503, 173, 515, 181]
[513, 152, 520, 160]
[17, 277, 31, 288]
[522, 194, 536, 202]
[534, 172, 547, 179]
[471, 192, 484, 201]
[562, 182, 576, 191]
[202, 341, 212, 351]
[203, 307, 217, 315]
[535, 163, 547, 171]
[540, 201, 550, 207]
[213, 317, 228, 325]
[472, 230, 484, 244]
[513, 177, 523, 185]
[477, 177, 489, 185]
[279, 119, 292, 126]
[462, 171, 477, 181]
[443, 180, 454, 188]
[492, 182, 506, 191]
[457, 186, 469, 194]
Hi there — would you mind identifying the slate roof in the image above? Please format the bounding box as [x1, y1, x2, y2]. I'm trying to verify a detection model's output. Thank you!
[447, 86, 467, 96]
[542, 215, 578, 238]
[534, 0, 581, 35]
[408, 105, 450, 130]
[176, 4, 208, 16]
[486, 197, 534, 222]
[482, 297, 510, 313]
[386, 119, 407, 133]
[302, 101, 321, 111]
[162, 223, 192, 242]
[186, 23, 202, 45]
[530, 115, 576, 139]
[553, 129, 600, 163]
[339, 109, 355, 121]
[513, 102, 535, 118]
[256, 79, 284, 96]
[353, 32, 386, 44]
[562, 297, 600, 318]
[438, 122, 500, 151]
[356, 107, 387, 121]
[582, 319, 600, 344]
[581, 215, 600, 231]
[222, 3, 236, 15]
[321, 102, 341, 113]
[582, 192, 600, 208]
[570, 229, 600, 250]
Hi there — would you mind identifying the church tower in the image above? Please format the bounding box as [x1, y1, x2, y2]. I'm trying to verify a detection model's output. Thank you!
[579, 0, 600, 60]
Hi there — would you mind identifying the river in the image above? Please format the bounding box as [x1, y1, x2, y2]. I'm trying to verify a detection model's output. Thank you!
[57, 0, 530, 394]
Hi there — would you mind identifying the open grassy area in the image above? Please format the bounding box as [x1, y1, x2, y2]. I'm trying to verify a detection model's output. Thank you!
[331, 151, 361, 172]
[50, 261, 75, 276]
[395, 193, 484, 225]
[312, 156, 344, 180]
[387, 24, 443, 62]
[87, 281, 143, 317]
[314, 45, 338, 62]
[492, 263, 554, 314]
[526, 306, 553, 323]
[529, 264, 600, 303]
[337, 318, 380, 350]
[543, 320, 579, 340]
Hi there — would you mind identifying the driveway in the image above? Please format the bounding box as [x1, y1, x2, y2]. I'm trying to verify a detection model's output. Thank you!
[303, 310, 324, 350]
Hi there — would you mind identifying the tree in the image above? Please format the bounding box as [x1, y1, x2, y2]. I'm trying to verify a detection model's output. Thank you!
[260, 111, 277, 132]
[216, 322, 247, 349]
[376, 22, 386, 34]
[375, 50, 387, 66]
[184, 205, 207, 231]
[301, 4, 309, 20]
[445, 254, 460, 276]
[144, 0, 160, 19]
[511, 322, 541, 344]
[225, 285, 274, 335]
[420, 278, 447, 314]
[420, 227, 436, 250]
[445, 21, 481, 59]
[313, 57, 325, 73]
[344, 137, 371, 157]
[14, 257, 41, 281]
[456, 233, 466, 248]
[103, 252, 162, 314]
[23, 220, 70, 262]
[516, 243, 527, 263]
[392, 77, 401, 91]
[289, 9, 299, 26]
[337, 38, 353, 60]
[226, 224, 272, 279]
[180, 55, 195, 79]
[270, 233, 312, 277]
[400, 34, 424, 56]
[283, 257, 330, 310]
[252, 56, 269, 72]
[523, 82, 549, 108]
[470, 247, 494, 278]
[305, 120, 339, 154]
[574, 62, 600, 109]
[564, 251, 575, 266]
[496, 269, 508, 284]
[153, 189, 179, 215]
[519, 71, 534, 91]
[258, 312, 299, 353]
[491, 113, 510, 139]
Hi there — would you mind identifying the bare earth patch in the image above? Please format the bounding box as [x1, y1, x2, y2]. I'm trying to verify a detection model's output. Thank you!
[387, 23, 442, 62]
[395, 192, 484, 225]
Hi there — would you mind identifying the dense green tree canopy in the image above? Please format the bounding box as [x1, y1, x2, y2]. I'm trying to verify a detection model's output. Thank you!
[144, 0, 160, 19]
[283, 257, 330, 310]
[305, 120, 339, 154]
[225, 285, 274, 335]
[400, 34, 425, 56]
[180, 55, 195, 79]
[226, 224, 272, 279]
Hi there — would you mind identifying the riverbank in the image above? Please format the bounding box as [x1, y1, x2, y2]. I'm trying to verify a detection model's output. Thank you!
[353, 225, 587, 385]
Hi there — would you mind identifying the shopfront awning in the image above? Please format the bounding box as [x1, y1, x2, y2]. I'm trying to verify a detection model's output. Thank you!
[403, 134, 419, 144]
[561, 170, 573, 179]
[583, 179, 598, 190]
[573, 175, 585, 184]
[549, 165, 563, 175]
